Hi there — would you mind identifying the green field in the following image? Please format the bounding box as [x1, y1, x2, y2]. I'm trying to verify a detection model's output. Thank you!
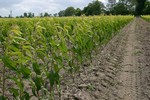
[0, 16, 133, 99]
[142, 15, 150, 21]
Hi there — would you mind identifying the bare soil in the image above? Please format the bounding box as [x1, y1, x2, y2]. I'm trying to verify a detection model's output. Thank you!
[1, 18, 150, 100]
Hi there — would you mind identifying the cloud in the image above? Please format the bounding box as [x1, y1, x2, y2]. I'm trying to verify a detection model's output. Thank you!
[0, 0, 108, 17]
[0, 0, 22, 8]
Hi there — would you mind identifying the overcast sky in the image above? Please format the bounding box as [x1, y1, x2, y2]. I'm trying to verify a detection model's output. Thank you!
[0, 0, 107, 17]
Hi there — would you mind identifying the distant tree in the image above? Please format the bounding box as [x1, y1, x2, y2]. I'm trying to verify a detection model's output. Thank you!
[92, 0, 105, 15]
[28, 12, 32, 18]
[40, 13, 43, 17]
[56, 0, 150, 16]
[108, 0, 136, 15]
[58, 10, 65, 17]
[83, 0, 104, 16]
[135, 0, 146, 16]
[143, 1, 150, 15]
[53, 13, 57, 17]
[44, 12, 49, 17]
[8, 14, 11, 18]
[107, 0, 116, 9]
[119, 0, 136, 11]
[64, 7, 75, 16]
[0, 16, 2, 18]
[108, 0, 116, 4]
[111, 2, 129, 15]
[127, 0, 136, 14]
[75, 8, 82, 16]
[24, 13, 28, 17]
[20, 15, 23, 18]
[49, 14, 52, 17]
[32, 13, 35, 17]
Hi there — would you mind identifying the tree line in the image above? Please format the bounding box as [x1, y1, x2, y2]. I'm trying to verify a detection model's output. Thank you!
[58, 0, 150, 17]
[1, 0, 150, 18]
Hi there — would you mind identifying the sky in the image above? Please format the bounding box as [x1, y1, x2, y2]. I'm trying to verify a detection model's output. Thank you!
[0, 0, 108, 17]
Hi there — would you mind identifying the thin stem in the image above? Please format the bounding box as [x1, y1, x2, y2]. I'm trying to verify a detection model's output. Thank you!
[19, 74, 23, 100]
[2, 65, 5, 96]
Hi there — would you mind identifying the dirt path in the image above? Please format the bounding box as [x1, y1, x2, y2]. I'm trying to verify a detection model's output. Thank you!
[134, 18, 150, 100]
[116, 18, 150, 100]
[117, 18, 138, 100]
[109, 18, 150, 100]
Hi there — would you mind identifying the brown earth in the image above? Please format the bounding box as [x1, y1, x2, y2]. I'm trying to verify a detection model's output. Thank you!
[0, 18, 150, 100]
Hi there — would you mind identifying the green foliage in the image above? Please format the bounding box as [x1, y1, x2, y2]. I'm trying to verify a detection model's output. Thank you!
[0, 16, 133, 99]
[75, 8, 82, 16]
[142, 15, 150, 21]
[58, 10, 65, 17]
[0, 95, 6, 100]
[44, 12, 49, 17]
[2, 55, 17, 71]
[107, 0, 136, 15]
[83, 0, 104, 16]
[112, 3, 129, 15]
[135, 0, 147, 16]
[143, 1, 150, 15]
[64, 7, 76, 16]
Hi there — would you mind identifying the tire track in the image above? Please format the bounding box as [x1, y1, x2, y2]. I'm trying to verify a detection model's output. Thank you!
[117, 18, 150, 100]
[117, 18, 138, 100]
